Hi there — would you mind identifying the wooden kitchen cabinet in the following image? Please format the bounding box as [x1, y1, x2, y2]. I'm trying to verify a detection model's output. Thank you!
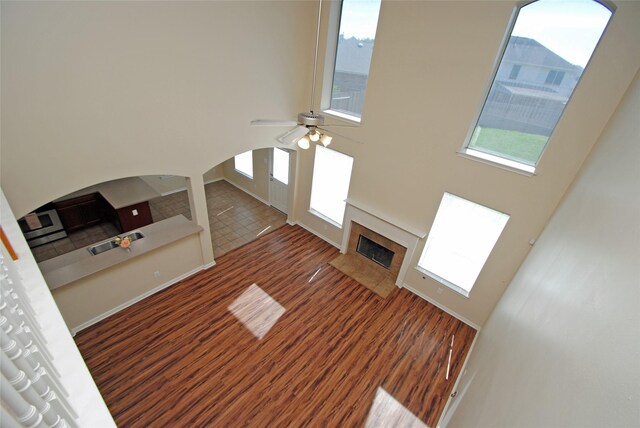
[116, 201, 153, 233]
[54, 193, 107, 232]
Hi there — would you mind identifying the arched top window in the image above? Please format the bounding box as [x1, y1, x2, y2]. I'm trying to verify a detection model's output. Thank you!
[462, 0, 613, 174]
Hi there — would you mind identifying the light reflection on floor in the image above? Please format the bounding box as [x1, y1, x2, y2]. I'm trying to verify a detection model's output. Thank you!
[228, 283, 285, 340]
[308, 268, 322, 283]
[365, 387, 427, 428]
[446, 334, 455, 380]
[256, 225, 272, 237]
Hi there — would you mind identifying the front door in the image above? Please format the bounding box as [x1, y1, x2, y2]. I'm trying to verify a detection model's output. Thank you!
[269, 147, 290, 214]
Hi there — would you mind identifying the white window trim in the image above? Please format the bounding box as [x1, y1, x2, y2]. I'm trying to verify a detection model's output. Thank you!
[457, 149, 536, 176]
[415, 265, 471, 298]
[308, 208, 344, 229]
[234, 169, 254, 180]
[319, 0, 342, 113]
[459, 0, 614, 174]
[309, 145, 353, 228]
[323, 109, 362, 125]
[234, 152, 254, 179]
[416, 192, 509, 297]
[320, 0, 379, 122]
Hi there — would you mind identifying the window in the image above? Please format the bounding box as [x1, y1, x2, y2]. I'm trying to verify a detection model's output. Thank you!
[462, 0, 612, 172]
[418, 193, 509, 297]
[545, 70, 565, 85]
[272, 148, 289, 185]
[509, 64, 521, 80]
[326, 0, 382, 121]
[310, 146, 354, 227]
[234, 151, 253, 178]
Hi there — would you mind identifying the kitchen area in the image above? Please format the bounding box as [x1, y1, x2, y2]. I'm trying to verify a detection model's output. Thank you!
[17, 176, 205, 333]
[22, 177, 161, 262]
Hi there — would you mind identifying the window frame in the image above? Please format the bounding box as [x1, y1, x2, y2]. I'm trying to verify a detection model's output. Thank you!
[458, 0, 614, 175]
[308, 145, 354, 228]
[416, 192, 510, 297]
[320, 0, 382, 124]
[234, 150, 254, 179]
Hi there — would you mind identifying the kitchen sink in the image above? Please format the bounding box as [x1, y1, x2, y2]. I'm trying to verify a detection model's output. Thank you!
[87, 231, 145, 255]
[87, 240, 119, 255]
[123, 231, 144, 242]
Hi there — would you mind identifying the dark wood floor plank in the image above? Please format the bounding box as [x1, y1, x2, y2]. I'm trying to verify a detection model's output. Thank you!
[75, 225, 476, 427]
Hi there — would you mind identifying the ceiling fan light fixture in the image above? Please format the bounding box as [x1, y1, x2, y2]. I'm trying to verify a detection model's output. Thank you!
[297, 135, 311, 150]
[320, 134, 332, 147]
[309, 129, 321, 142]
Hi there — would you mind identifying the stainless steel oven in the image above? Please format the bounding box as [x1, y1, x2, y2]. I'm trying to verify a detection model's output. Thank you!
[18, 209, 68, 248]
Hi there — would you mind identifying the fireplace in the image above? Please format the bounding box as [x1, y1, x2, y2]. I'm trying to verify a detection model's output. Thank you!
[333, 200, 426, 297]
[329, 221, 411, 297]
[356, 235, 394, 269]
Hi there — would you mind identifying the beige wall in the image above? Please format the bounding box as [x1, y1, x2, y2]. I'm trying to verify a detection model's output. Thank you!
[0, 1, 314, 215]
[140, 175, 187, 196]
[2, 1, 639, 326]
[52, 234, 203, 332]
[203, 165, 224, 184]
[446, 70, 640, 427]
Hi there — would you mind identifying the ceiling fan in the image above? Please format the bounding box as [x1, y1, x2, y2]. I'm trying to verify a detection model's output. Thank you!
[250, 0, 337, 150]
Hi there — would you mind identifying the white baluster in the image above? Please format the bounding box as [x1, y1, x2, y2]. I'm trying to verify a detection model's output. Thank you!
[0, 373, 46, 428]
[2, 352, 76, 424]
[1, 406, 24, 428]
[1, 353, 69, 428]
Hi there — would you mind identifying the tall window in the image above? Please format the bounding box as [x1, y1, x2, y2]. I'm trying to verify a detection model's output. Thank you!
[234, 151, 253, 178]
[463, 0, 612, 173]
[418, 193, 509, 297]
[310, 146, 354, 227]
[326, 0, 382, 121]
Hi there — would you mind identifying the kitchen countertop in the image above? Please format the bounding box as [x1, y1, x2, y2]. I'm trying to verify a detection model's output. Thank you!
[54, 177, 161, 209]
[39, 215, 202, 290]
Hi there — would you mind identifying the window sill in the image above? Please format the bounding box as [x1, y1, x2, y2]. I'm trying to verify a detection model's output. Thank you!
[323, 109, 362, 125]
[234, 169, 254, 180]
[415, 266, 471, 298]
[458, 149, 536, 176]
[308, 209, 343, 229]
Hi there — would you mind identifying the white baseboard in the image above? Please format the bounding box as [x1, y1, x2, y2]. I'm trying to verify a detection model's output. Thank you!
[202, 261, 216, 270]
[290, 220, 341, 249]
[159, 187, 187, 197]
[223, 178, 270, 206]
[402, 283, 481, 331]
[70, 264, 208, 335]
[204, 177, 224, 185]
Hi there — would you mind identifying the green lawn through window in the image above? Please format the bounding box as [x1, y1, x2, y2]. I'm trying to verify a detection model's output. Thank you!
[469, 126, 548, 166]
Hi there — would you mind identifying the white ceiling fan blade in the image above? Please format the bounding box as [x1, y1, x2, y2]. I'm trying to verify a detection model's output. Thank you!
[317, 127, 363, 145]
[251, 119, 298, 127]
[277, 126, 309, 146]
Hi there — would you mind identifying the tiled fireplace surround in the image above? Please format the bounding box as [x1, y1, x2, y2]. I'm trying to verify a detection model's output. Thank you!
[340, 200, 425, 287]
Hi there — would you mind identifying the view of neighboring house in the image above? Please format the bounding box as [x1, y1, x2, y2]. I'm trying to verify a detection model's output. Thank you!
[482, 36, 583, 136]
[331, 36, 375, 115]
[332, 35, 582, 136]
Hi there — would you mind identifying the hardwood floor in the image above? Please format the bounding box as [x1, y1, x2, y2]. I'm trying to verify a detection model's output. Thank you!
[75, 225, 476, 427]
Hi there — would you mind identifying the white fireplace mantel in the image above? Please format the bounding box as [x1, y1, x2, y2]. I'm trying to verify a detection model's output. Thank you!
[341, 199, 427, 287]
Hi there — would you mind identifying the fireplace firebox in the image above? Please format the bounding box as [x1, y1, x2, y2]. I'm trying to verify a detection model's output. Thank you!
[356, 235, 394, 269]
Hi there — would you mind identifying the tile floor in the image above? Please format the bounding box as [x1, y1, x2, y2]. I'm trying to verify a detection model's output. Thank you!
[202, 181, 287, 258]
[32, 180, 287, 263]
[31, 222, 121, 263]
